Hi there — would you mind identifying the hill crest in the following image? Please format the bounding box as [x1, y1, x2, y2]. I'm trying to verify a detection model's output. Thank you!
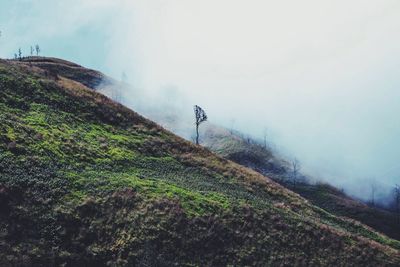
[0, 57, 399, 266]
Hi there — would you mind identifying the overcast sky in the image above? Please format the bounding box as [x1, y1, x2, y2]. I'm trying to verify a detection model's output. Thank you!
[1, 0, 400, 198]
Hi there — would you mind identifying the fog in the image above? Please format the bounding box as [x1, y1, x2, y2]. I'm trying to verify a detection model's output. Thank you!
[1, 0, 400, 201]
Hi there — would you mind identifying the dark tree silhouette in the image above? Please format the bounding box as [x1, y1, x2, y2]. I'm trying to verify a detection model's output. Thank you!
[35, 44, 40, 56]
[291, 158, 300, 189]
[229, 118, 235, 134]
[246, 135, 251, 144]
[30, 46, 34, 56]
[370, 180, 377, 207]
[18, 48, 22, 60]
[263, 127, 268, 149]
[394, 184, 400, 224]
[193, 105, 207, 145]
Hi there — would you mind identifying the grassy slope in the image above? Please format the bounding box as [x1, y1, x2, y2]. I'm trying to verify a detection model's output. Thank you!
[297, 183, 400, 241]
[0, 58, 399, 266]
[203, 125, 400, 242]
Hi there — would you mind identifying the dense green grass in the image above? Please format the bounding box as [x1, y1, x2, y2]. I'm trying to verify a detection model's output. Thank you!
[0, 58, 399, 266]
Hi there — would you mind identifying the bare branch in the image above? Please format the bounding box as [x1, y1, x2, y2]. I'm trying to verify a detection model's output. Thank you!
[291, 158, 300, 189]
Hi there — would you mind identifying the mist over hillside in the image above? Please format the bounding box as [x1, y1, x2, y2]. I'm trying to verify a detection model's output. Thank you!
[99, 83, 397, 207]
[2, 57, 400, 265]
[102, 1, 400, 188]
[2, 0, 400, 265]
[2, 0, 400, 201]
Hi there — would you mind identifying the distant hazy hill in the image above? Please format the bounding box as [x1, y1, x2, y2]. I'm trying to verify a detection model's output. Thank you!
[202, 125, 400, 242]
[141, 104, 400, 244]
[0, 57, 399, 266]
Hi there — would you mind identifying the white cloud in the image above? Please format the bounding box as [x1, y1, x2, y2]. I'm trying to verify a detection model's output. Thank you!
[108, 1, 400, 193]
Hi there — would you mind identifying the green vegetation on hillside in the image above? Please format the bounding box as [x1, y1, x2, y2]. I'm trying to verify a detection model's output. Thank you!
[0, 58, 399, 266]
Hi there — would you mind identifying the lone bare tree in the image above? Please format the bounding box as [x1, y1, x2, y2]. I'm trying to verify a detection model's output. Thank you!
[291, 158, 300, 189]
[30, 46, 34, 56]
[263, 127, 268, 149]
[229, 118, 235, 134]
[35, 44, 40, 56]
[18, 48, 22, 60]
[246, 135, 251, 144]
[394, 184, 400, 224]
[370, 180, 377, 207]
[194, 105, 207, 145]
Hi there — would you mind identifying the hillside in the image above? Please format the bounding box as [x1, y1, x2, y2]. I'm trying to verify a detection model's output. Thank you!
[0, 57, 400, 266]
[202, 126, 400, 241]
